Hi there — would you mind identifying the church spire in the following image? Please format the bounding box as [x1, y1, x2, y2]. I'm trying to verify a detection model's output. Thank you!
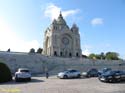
[57, 11, 66, 25]
[59, 11, 62, 17]
[58, 11, 63, 19]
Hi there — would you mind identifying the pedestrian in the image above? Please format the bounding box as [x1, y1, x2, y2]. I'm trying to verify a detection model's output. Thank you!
[46, 72, 49, 79]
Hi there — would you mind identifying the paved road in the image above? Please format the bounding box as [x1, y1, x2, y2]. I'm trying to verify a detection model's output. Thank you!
[0, 76, 125, 93]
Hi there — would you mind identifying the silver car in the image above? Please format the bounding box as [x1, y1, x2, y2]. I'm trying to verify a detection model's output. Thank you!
[57, 69, 81, 79]
[15, 68, 31, 82]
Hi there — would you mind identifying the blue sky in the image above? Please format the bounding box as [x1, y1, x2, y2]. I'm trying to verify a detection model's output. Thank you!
[0, 0, 125, 58]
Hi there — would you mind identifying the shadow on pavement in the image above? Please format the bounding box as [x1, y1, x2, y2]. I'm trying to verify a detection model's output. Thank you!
[112, 81, 125, 84]
[0, 78, 44, 85]
[31, 78, 44, 83]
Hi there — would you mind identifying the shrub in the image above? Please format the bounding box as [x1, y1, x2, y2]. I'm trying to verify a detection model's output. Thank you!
[29, 48, 35, 53]
[0, 62, 12, 83]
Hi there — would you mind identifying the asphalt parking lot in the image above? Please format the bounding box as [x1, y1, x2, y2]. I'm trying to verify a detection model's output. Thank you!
[0, 76, 125, 93]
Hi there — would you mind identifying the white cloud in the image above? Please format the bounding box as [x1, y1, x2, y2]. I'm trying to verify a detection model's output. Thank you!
[44, 3, 79, 20]
[44, 3, 61, 20]
[82, 45, 92, 56]
[82, 49, 90, 56]
[91, 18, 104, 26]
[62, 10, 79, 18]
[0, 17, 40, 52]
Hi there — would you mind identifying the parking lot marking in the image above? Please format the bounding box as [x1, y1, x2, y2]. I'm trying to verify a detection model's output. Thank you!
[0, 88, 21, 93]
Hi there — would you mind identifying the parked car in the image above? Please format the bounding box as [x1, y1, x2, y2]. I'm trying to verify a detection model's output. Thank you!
[57, 69, 81, 79]
[15, 68, 31, 82]
[98, 68, 112, 77]
[81, 68, 98, 78]
[98, 70, 125, 83]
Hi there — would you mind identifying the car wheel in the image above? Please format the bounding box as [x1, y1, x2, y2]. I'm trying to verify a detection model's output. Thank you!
[110, 78, 117, 83]
[15, 75, 19, 82]
[87, 74, 90, 78]
[98, 77, 102, 81]
[63, 75, 68, 79]
[77, 74, 81, 78]
[117, 78, 121, 82]
[15, 78, 20, 82]
[28, 78, 31, 81]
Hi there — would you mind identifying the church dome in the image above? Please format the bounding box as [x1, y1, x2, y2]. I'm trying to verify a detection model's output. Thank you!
[72, 23, 78, 29]
[56, 12, 66, 25]
[71, 23, 79, 33]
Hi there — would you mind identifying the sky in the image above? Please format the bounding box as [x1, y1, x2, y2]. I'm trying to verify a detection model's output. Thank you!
[0, 0, 125, 59]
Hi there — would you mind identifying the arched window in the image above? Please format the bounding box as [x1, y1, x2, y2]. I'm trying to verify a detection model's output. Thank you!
[76, 53, 79, 57]
[69, 53, 72, 57]
[54, 51, 57, 56]
[60, 52, 63, 56]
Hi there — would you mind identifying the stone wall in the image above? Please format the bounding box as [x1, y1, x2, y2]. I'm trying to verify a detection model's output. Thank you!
[0, 51, 125, 75]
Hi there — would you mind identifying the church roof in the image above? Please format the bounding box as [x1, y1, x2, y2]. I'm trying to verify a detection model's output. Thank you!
[52, 19, 57, 24]
[56, 12, 67, 25]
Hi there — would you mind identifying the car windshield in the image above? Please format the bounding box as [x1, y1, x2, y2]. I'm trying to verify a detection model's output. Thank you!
[105, 71, 115, 75]
[20, 70, 29, 72]
[89, 69, 97, 72]
[100, 68, 112, 72]
[64, 70, 78, 73]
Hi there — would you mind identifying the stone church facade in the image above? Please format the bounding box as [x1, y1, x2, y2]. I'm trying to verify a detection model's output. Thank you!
[43, 12, 82, 57]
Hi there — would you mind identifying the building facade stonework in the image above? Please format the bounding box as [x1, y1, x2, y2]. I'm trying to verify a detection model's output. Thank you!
[43, 12, 82, 57]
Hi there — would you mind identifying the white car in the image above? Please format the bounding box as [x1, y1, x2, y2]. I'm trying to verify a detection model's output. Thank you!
[15, 68, 31, 82]
[57, 69, 81, 79]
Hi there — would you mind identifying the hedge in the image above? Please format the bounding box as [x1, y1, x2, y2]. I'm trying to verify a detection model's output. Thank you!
[0, 62, 12, 83]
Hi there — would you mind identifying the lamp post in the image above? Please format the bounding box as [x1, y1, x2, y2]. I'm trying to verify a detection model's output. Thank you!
[42, 60, 48, 74]
[92, 57, 96, 67]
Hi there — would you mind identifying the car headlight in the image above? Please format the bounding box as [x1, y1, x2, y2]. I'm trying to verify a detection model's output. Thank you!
[82, 72, 87, 75]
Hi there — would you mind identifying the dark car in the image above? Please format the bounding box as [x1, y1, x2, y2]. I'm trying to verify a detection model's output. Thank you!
[98, 68, 112, 76]
[81, 68, 98, 78]
[98, 70, 125, 83]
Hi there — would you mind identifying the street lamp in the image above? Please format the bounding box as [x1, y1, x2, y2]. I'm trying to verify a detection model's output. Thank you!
[92, 57, 96, 67]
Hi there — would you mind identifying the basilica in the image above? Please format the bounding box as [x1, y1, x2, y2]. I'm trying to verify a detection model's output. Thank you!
[43, 12, 82, 57]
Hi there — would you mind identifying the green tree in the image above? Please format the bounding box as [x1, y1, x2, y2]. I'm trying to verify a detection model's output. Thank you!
[0, 62, 12, 83]
[7, 48, 10, 52]
[96, 54, 101, 59]
[88, 53, 97, 59]
[100, 52, 105, 59]
[36, 48, 43, 54]
[29, 48, 35, 53]
[105, 52, 119, 60]
[96, 52, 105, 60]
